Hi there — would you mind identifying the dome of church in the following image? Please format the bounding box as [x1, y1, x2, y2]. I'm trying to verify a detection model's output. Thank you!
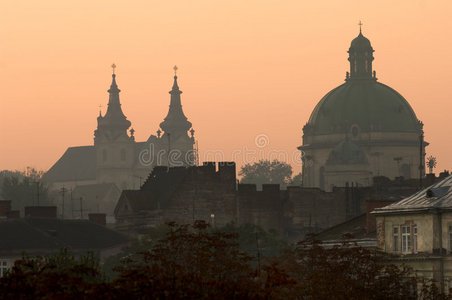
[350, 32, 371, 48]
[326, 139, 368, 165]
[306, 31, 420, 136]
[307, 80, 420, 135]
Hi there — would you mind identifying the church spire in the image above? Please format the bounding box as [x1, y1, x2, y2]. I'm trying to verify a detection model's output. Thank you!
[95, 65, 131, 142]
[347, 23, 375, 81]
[159, 66, 192, 138]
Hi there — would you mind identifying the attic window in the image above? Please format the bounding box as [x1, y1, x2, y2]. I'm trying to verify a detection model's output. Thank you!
[124, 204, 128, 211]
[426, 186, 450, 198]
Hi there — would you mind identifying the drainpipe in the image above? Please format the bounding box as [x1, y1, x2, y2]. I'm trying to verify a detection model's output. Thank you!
[438, 211, 445, 294]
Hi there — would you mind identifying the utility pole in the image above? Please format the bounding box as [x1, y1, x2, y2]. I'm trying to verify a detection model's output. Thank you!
[32, 181, 40, 206]
[60, 186, 67, 219]
[79, 197, 84, 219]
[419, 131, 424, 189]
[70, 188, 74, 219]
[167, 133, 171, 168]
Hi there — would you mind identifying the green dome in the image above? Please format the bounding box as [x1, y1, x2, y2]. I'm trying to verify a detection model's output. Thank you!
[307, 80, 420, 135]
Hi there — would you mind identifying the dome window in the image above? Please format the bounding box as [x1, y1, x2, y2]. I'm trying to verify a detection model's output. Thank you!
[351, 125, 360, 138]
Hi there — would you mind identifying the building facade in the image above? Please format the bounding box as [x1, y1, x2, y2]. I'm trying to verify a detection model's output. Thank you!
[299, 29, 426, 191]
[373, 175, 452, 293]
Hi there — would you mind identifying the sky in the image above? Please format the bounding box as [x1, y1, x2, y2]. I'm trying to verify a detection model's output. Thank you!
[1, 0, 451, 175]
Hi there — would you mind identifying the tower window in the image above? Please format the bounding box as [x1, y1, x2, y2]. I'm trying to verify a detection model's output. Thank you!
[102, 149, 107, 162]
[120, 149, 126, 161]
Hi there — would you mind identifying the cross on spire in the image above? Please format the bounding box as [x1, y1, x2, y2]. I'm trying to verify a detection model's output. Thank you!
[111, 63, 116, 74]
[173, 65, 178, 76]
[358, 20, 363, 33]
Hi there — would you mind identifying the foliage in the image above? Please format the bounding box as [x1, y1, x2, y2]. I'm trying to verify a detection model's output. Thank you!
[289, 172, 302, 186]
[113, 221, 257, 299]
[0, 223, 450, 299]
[0, 249, 106, 299]
[0, 167, 51, 211]
[239, 159, 295, 189]
[216, 223, 289, 259]
[262, 235, 419, 299]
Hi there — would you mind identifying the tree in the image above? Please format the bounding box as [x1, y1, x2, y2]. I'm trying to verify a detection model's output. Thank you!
[239, 159, 295, 189]
[0, 167, 51, 212]
[289, 172, 302, 186]
[261, 235, 420, 299]
[0, 249, 106, 299]
[113, 221, 258, 299]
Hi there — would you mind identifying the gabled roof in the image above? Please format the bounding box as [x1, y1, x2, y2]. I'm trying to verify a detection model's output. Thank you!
[72, 183, 120, 201]
[43, 146, 96, 183]
[315, 213, 373, 241]
[115, 190, 158, 214]
[0, 218, 128, 255]
[373, 175, 452, 214]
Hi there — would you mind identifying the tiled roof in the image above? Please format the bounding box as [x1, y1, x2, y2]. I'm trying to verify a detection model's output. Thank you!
[0, 218, 128, 255]
[373, 175, 452, 214]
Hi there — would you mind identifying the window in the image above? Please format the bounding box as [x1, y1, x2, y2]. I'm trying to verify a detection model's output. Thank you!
[402, 225, 411, 253]
[393, 227, 399, 252]
[0, 261, 8, 277]
[102, 149, 107, 162]
[120, 149, 126, 162]
[413, 226, 418, 253]
[448, 225, 452, 253]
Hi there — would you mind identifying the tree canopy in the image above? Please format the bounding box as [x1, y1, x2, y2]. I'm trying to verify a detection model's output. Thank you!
[239, 159, 299, 189]
[0, 222, 449, 299]
[0, 167, 51, 212]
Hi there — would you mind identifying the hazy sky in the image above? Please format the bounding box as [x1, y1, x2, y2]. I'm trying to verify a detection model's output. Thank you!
[1, 0, 451, 174]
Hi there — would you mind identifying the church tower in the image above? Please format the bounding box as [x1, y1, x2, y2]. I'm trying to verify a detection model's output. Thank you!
[94, 65, 136, 188]
[149, 66, 195, 167]
[347, 23, 375, 80]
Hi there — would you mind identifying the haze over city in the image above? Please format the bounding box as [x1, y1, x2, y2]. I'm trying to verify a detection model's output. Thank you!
[1, 0, 451, 173]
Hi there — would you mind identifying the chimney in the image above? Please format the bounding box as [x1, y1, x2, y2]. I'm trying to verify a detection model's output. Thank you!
[88, 213, 106, 226]
[24, 206, 57, 218]
[0, 201, 12, 218]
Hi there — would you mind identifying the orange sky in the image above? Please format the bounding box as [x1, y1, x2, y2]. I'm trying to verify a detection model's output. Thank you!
[1, 0, 451, 175]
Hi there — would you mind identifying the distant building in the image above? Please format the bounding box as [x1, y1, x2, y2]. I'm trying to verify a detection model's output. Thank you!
[373, 173, 452, 293]
[0, 205, 128, 276]
[43, 68, 196, 216]
[300, 29, 426, 191]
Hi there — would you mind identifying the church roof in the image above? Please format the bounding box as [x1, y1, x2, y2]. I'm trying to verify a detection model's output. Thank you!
[305, 30, 420, 136]
[350, 31, 371, 48]
[373, 175, 452, 214]
[43, 146, 96, 183]
[159, 71, 192, 137]
[307, 80, 420, 135]
[72, 183, 120, 201]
